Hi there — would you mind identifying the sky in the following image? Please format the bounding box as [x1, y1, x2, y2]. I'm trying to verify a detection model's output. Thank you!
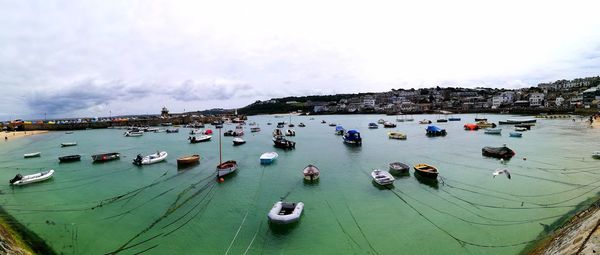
[1, 0, 600, 120]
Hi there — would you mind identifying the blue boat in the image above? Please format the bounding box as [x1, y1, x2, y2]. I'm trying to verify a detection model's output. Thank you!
[448, 117, 461, 121]
[426, 125, 447, 136]
[343, 130, 362, 145]
[509, 132, 522, 138]
[368, 123, 379, 129]
[335, 125, 345, 135]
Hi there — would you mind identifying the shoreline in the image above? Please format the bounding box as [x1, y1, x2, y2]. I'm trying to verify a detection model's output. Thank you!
[524, 195, 600, 254]
[0, 207, 56, 254]
[2, 131, 49, 142]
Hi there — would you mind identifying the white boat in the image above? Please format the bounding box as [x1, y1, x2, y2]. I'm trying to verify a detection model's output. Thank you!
[260, 152, 279, 164]
[371, 169, 395, 185]
[233, 137, 246, 146]
[9, 170, 54, 186]
[190, 129, 202, 135]
[61, 142, 77, 147]
[515, 127, 527, 132]
[216, 128, 238, 177]
[593, 151, 600, 159]
[133, 151, 168, 165]
[484, 128, 502, 135]
[24, 152, 41, 158]
[507, 118, 536, 123]
[124, 131, 144, 137]
[303, 164, 320, 181]
[388, 131, 407, 140]
[286, 129, 296, 136]
[267, 201, 304, 225]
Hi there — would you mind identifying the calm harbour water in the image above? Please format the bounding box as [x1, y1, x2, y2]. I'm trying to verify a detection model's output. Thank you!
[0, 114, 599, 254]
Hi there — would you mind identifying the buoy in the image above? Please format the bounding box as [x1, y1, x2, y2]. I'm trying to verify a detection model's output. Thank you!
[218, 177, 225, 183]
[523, 157, 527, 161]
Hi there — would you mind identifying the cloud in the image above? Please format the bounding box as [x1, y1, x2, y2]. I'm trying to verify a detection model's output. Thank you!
[167, 79, 254, 101]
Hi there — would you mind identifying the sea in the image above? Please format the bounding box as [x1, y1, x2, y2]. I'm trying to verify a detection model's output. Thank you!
[0, 114, 598, 254]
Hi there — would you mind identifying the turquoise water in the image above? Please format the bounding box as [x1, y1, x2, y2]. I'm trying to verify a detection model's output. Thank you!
[0, 114, 599, 254]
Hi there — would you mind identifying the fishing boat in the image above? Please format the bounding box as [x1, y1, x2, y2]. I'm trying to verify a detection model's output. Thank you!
[133, 151, 168, 165]
[9, 170, 54, 186]
[61, 142, 77, 147]
[368, 123, 379, 129]
[298, 123, 306, 127]
[303, 164, 320, 181]
[389, 162, 410, 175]
[593, 151, 600, 159]
[189, 135, 211, 143]
[464, 123, 479, 130]
[286, 129, 296, 136]
[58, 155, 81, 162]
[91, 152, 120, 162]
[251, 127, 261, 132]
[509, 132, 522, 138]
[260, 152, 278, 164]
[426, 125, 446, 136]
[268, 201, 304, 225]
[343, 130, 362, 145]
[217, 128, 238, 177]
[335, 125, 345, 135]
[482, 145, 515, 159]
[419, 119, 432, 124]
[177, 155, 200, 167]
[388, 131, 407, 140]
[24, 152, 41, 158]
[273, 129, 284, 137]
[166, 128, 179, 133]
[484, 128, 502, 135]
[371, 169, 395, 185]
[273, 136, 296, 149]
[383, 121, 397, 128]
[124, 131, 143, 137]
[413, 164, 439, 179]
[476, 121, 496, 129]
[515, 127, 527, 132]
[233, 137, 246, 146]
[377, 119, 385, 124]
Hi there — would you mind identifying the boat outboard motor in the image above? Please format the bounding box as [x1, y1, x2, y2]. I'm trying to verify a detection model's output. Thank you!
[9, 174, 23, 184]
[133, 154, 143, 165]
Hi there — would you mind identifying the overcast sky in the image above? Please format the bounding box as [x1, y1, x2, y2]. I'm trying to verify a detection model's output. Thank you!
[1, 0, 600, 119]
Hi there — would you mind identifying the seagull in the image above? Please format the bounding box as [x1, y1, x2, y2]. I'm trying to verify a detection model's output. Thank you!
[492, 168, 511, 179]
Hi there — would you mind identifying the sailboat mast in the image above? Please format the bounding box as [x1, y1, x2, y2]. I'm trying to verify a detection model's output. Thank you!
[219, 127, 222, 164]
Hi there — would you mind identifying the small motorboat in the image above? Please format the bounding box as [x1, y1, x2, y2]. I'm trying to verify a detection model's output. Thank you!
[24, 152, 41, 158]
[475, 118, 488, 122]
[288, 123, 295, 127]
[514, 124, 534, 130]
[124, 131, 144, 137]
[277, 122, 285, 128]
[223, 130, 235, 136]
[515, 127, 527, 132]
[9, 170, 54, 186]
[65, 131, 74, 134]
[484, 128, 502, 135]
[251, 127, 261, 132]
[482, 145, 515, 159]
[335, 125, 345, 135]
[371, 169, 395, 185]
[260, 152, 279, 164]
[383, 121, 397, 128]
[377, 119, 385, 124]
[389, 162, 410, 175]
[414, 164, 439, 179]
[436, 118, 448, 123]
[298, 123, 306, 127]
[233, 138, 246, 146]
[426, 125, 446, 136]
[189, 129, 202, 135]
[593, 151, 600, 159]
[61, 142, 77, 147]
[217, 160, 238, 177]
[273, 136, 296, 149]
[509, 132, 522, 138]
[448, 117, 461, 121]
[59, 155, 81, 163]
[133, 151, 168, 165]
[419, 119, 432, 124]
[177, 155, 200, 167]
[91, 152, 120, 162]
[166, 128, 179, 133]
[321, 120, 326, 124]
[273, 129, 284, 137]
[189, 135, 211, 143]
[343, 130, 362, 145]
[268, 201, 304, 225]
[286, 129, 296, 136]
[476, 121, 496, 129]
[267, 122, 272, 125]
[368, 123, 379, 129]
[328, 123, 337, 127]
[303, 164, 320, 181]
[464, 123, 479, 130]
[233, 126, 244, 136]
[388, 131, 407, 140]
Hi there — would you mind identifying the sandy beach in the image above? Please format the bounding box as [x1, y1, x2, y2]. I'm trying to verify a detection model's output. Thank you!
[1, 131, 49, 142]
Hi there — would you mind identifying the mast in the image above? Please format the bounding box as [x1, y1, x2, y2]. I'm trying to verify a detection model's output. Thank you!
[219, 127, 222, 164]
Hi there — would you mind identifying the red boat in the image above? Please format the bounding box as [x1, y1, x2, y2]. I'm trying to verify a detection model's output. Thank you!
[204, 129, 213, 135]
[464, 123, 479, 130]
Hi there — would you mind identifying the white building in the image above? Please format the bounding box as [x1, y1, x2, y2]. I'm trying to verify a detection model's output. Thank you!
[555, 96, 565, 107]
[491, 92, 516, 108]
[529, 93, 545, 107]
[363, 97, 376, 108]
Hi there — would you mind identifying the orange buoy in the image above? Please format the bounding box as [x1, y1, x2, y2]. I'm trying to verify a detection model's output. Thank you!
[218, 177, 225, 183]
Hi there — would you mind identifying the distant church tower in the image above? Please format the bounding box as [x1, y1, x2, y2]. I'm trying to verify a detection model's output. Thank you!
[161, 106, 169, 118]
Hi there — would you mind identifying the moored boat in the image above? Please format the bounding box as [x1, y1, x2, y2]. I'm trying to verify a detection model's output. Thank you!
[476, 121, 496, 129]
[189, 135, 211, 143]
[92, 152, 120, 162]
[233, 126, 244, 136]
[166, 128, 179, 133]
[133, 151, 168, 165]
[482, 145, 515, 159]
[59, 155, 81, 162]
[377, 119, 385, 124]
[273, 129, 283, 137]
[335, 125, 345, 135]
[9, 170, 54, 186]
[383, 121, 397, 128]
[343, 130, 362, 145]
[514, 124, 534, 130]
[414, 164, 439, 179]
[233, 137, 246, 146]
[484, 128, 502, 135]
[426, 125, 446, 136]
[273, 136, 296, 149]
[388, 131, 407, 140]
[464, 123, 479, 130]
[389, 162, 409, 175]
[177, 155, 200, 167]
[419, 119, 432, 124]
[286, 129, 296, 136]
[251, 127, 261, 132]
[303, 164, 320, 181]
[448, 117, 461, 121]
[61, 142, 77, 147]
[436, 118, 448, 123]
[509, 132, 522, 138]
[260, 152, 278, 164]
[268, 201, 304, 225]
[217, 160, 238, 177]
[298, 123, 306, 127]
[124, 131, 144, 137]
[515, 127, 527, 132]
[593, 151, 600, 159]
[368, 123, 379, 129]
[371, 169, 395, 185]
[24, 152, 41, 158]
[328, 123, 336, 127]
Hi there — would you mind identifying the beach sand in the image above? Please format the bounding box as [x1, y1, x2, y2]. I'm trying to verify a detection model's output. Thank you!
[1, 131, 49, 142]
